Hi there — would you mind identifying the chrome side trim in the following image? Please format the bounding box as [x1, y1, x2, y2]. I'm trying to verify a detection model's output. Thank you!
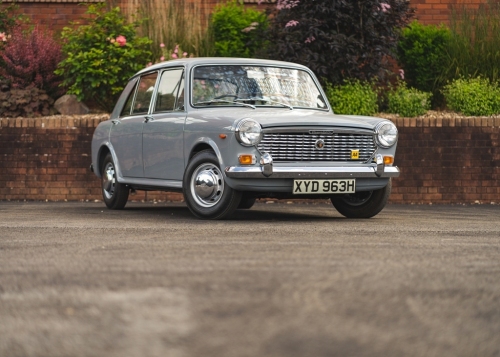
[116, 177, 183, 189]
[225, 166, 400, 179]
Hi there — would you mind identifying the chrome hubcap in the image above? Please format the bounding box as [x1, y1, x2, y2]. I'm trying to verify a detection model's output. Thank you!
[191, 163, 224, 208]
[103, 162, 116, 199]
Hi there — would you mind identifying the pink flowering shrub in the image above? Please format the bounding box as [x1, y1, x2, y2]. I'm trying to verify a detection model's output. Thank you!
[115, 35, 127, 46]
[157, 44, 190, 63]
[55, 4, 152, 111]
[0, 25, 64, 98]
[267, 0, 414, 86]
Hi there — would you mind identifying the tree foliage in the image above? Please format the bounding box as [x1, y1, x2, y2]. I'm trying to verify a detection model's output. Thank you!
[397, 21, 450, 94]
[211, 0, 268, 58]
[267, 0, 414, 85]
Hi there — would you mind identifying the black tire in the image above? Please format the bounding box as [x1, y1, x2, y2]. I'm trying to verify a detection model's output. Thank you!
[238, 195, 256, 209]
[101, 153, 129, 210]
[330, 179, 392, 218]
[183, 150, 242, 219]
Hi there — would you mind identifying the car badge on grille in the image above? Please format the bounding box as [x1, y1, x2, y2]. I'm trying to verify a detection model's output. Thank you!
[310, 130, 333, 135]
[315, 139, 325, 149]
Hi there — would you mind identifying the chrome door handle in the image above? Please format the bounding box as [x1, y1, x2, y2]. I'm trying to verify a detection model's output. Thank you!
[144, 116, 154, 123]
[111, 119, 120, 125]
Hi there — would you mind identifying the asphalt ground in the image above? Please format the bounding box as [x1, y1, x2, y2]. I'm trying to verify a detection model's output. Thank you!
[0, 201, 499, 357]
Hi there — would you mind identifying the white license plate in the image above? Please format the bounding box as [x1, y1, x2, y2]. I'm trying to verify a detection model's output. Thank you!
[293, 179, 356, 194]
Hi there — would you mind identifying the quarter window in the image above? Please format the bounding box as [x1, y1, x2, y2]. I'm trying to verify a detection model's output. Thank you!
[154, 69, 184, 113]
[120, 81, 138, 117]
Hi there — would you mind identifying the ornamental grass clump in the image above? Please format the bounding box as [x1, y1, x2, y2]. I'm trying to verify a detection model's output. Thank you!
[123, 0, 213, 59]
[387, 81, 431, 117]
[443, 0, 500, 84]
[442, 77, 500, 116]
[55, 4, 152, 112]
[325, 80, 379, 116]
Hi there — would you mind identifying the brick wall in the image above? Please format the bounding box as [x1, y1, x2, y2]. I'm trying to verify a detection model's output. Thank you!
[389, 116, 500, 204]
[2, 0, 490, 31]
[1, 116, 499, 204]
[0, 116, 182, 203]
[412, 0, 490, 25]
[2, 0, 103, 32]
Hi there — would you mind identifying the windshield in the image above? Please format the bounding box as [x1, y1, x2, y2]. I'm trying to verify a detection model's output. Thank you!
[191, 65, 328, 110]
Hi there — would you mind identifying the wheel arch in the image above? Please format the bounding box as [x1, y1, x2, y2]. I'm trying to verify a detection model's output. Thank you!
[188, 138, 223, 164]
[95, 144, 122, 179]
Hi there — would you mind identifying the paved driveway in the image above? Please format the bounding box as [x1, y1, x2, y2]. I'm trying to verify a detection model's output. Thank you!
[1, 202, 499, 357]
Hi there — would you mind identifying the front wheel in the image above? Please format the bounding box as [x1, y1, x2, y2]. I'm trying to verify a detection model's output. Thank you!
[101, 153, 129, 210]
[238, 195, 256, 209]
[330, 179, 392, 218]
[183, 150, 242, 219]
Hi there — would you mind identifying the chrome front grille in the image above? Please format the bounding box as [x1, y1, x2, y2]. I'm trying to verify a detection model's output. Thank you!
[257, 132, 376, 162]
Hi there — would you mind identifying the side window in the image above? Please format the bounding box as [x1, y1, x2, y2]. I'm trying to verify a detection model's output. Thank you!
[133, 72, 158, 115]
[154, 69, 184, 113]
[120, 81, 138, 117]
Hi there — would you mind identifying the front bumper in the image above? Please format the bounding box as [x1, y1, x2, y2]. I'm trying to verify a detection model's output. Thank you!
[225, 165, 400, 179]
[225, 154, 400, 179]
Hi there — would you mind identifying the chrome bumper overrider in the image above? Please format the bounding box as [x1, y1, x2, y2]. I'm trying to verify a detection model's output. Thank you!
[225, 154, 400, 179]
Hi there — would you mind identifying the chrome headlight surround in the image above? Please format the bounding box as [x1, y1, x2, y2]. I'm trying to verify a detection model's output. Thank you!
[235, 119, 262, 147]
[375, 121, 398, 148]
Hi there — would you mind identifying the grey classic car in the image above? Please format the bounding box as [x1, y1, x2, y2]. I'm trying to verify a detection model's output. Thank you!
[91, 58, 400, 219]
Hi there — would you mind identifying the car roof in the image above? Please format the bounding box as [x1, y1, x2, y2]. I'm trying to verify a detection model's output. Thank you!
[134, 57, 311, 78]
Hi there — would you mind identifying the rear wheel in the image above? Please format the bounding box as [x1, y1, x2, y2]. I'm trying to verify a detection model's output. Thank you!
[330, 179, 391, 218]
[101, 153, 129, 210]
[183, 150, 242, 219]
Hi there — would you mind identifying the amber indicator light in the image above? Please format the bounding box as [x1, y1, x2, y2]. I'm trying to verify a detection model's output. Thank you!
[383, 156, 394, 165]
[239, 155, 254, 165]
[219, 134, 227, 139]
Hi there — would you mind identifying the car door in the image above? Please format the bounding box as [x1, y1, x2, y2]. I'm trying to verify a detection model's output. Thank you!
[142, 68, 186, 180]
[110, 72, 158, 178]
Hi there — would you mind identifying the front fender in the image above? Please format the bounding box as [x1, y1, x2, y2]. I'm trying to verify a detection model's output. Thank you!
[187, 137, 225, 167]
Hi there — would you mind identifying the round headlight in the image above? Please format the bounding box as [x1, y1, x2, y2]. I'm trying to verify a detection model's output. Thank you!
[235, 119, 262, 146]
[376, 122, 398, 148]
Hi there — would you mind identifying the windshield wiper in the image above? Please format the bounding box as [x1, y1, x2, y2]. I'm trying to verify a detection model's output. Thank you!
[193, 99, 255, 109]
[236, 97, 293, 110]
